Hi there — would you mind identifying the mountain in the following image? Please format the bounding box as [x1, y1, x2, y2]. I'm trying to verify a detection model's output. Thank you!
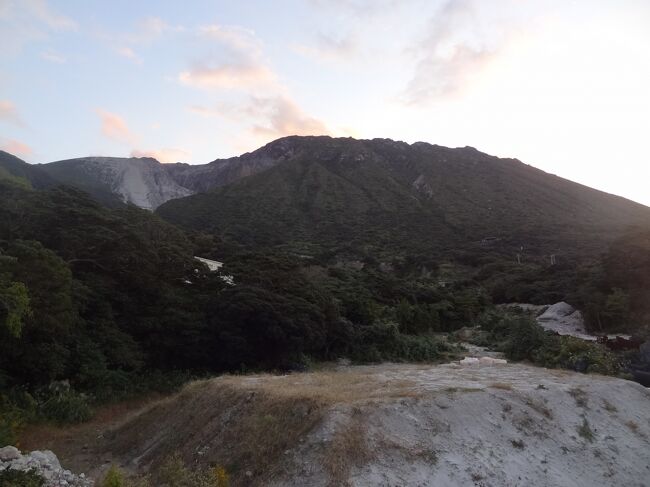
[37, 141, 298, 209]
[164, 137, 297, 193]
[38, 157, 194, 210]
[0, 150, 57, 189]
[156, 136, 650, 262]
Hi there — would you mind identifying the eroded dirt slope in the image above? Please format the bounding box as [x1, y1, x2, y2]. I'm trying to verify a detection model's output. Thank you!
[24, 363, 650, 486]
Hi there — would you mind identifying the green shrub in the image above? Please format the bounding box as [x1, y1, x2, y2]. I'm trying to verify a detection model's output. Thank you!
[0, 391, 36, 447]
[102, 466, 125, 487]
[36, 383, 92, 425]
[480, 311, 621, 376]
[156, 454, 226, 487]
[0, 469, 45, 487]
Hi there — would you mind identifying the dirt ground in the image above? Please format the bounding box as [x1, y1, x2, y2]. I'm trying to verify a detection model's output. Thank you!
[19, 362, 650, 486]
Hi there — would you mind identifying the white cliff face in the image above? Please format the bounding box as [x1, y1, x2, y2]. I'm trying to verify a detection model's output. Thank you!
[75, 157, 194, 210]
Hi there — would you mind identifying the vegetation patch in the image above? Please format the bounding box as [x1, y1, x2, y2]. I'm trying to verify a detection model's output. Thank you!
[0, 469, 44, 487]
[324, 413, 373, 487]
[577, 418, 595, 443]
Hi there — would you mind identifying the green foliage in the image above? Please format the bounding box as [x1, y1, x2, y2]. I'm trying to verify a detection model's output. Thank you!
[102, 466, 126, 487]
[477, 310, 621, 376]
[156, 454, 227, 487]
[0, 469, 44, 487]
[35, 382, 92, 425]
[0, 277, 31, 338]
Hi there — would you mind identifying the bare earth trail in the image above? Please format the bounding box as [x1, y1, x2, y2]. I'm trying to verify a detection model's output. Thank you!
[22, 362, 650, 487]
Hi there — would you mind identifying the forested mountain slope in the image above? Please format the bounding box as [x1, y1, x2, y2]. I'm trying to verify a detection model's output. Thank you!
[157, 136, 650, 263]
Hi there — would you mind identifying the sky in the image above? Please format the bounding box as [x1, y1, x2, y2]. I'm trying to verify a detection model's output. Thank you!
[1, 0, 649, 206]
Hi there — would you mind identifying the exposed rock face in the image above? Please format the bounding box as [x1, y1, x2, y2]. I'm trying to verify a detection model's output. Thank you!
[38, 138, 299, 209]
[0, 446, 93, 486]
[40, 157, 194, 210]
[537, 302, 594, 340]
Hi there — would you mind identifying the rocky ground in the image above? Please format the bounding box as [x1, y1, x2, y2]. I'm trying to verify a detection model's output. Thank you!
[0, 446, 93, 486]
[17, 359, 650, 487]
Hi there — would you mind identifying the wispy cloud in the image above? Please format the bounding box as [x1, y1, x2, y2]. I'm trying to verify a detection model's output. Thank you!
[1, 138, 33, 157]
[96, 109, 138, 145]
[21, 0, 76, 31]
[109, 16, 183, 63]
[191, 95, 330, 140]
[293, 31, 358, 63]
[248, 96, 330, 138]
[130, 148, 190, 163]
[41, 48, 66, 63]
[179, 24, 278, 92]
[0, 0, 76, 55]
[309, 0, 409, 16]
[116, 46, 141, 63]
[401, 0, 522, 104]
[0, 100, 23, 125]
[184, 23, 329, 144]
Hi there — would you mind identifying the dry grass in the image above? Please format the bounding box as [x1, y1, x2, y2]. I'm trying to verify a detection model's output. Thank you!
[568, 387, 589, 409]
[602, 399, 618, 413]
[523, 395, 554, 419]
[323, 411, 373, 487]
[216, 370, 422, 404]
[103, 381, 328, 486]
[625, 420, 639, 433]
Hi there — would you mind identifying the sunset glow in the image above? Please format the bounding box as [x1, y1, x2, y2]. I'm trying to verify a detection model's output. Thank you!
[1, 0, 649, 204]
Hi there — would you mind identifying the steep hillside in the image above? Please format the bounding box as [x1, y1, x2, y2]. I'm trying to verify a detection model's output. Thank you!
[37, 140, 298, 209]
[0, 150, 57, 189]
[165, 137, 298, 192]
[25, 362, 650, 486]
[39, 157, 194, 209]
[157, 136, 650, 261]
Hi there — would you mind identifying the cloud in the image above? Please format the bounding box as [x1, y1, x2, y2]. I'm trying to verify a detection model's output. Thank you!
[130, 148, 190, 163]
[293, 32, 358, 62]
[21, 0, 76, 31]
[192, 95, 330, 140]
[179, 63, 276, 90]
[185, 23, 330, 144]
[109, 16, 183, 63]
[401, 0, 519, 104]
[96, 109, 138, 145]
[309, 0, 408, 16]
[0, 0, 76, 55]
[0, 100, 22, 125]
[41, 48, 65, 63]
[1, 139, 32, 157]
[116, 46, 141, 63]
[179, 24, 279, 93]
[248, 96, 330, 138]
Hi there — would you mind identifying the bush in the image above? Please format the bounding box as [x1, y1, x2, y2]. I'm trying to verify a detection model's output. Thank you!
[0, 469, 44, 487]
[479, 310, 621, 376]
[156, 454, 229, 487]
[102, 466, 125, 487]
[347, 321, 454, 363]
[36, 382, 92, 425]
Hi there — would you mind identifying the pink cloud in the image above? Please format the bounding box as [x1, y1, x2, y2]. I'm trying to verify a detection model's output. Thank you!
[130, 148, 190, 163]
[249, 96, 330, 138]
[179, 23, 279, 92]
[96, 109, 138, 145]
[0, 100, 22, 125]
[179, 63, 276, 90]
[1, 139, 33, 157]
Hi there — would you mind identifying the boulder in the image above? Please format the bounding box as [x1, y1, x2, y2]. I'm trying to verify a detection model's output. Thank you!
[0, 446, 20, 461]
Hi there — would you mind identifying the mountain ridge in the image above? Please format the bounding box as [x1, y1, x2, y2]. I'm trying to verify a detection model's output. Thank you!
[156, 136, 650, 264]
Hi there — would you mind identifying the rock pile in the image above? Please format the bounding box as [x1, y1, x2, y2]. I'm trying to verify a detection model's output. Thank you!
[0, 446, 93, 486]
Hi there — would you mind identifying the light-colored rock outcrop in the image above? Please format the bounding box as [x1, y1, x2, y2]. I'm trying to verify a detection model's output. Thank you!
[0, 446, 93, 486]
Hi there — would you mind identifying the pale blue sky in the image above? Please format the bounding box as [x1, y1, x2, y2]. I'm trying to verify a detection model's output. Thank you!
[1, 0, 649, 205]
